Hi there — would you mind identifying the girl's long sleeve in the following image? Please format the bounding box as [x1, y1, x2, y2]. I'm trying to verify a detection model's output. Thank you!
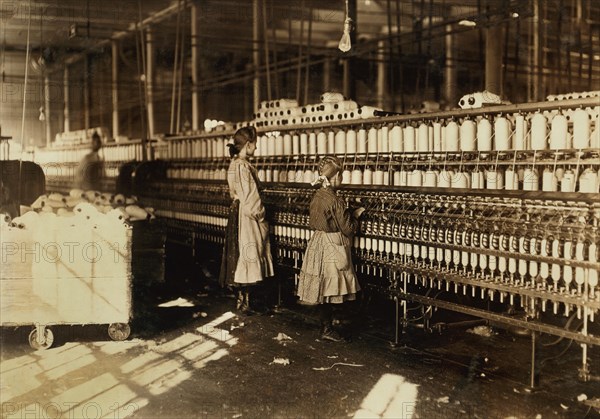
[332, 199, 358, 238]
[235, 162, 265, 221]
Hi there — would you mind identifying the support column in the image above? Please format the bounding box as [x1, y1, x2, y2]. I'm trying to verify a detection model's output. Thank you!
[112, 40, 119, 140]
[83, 55, 90, 129]
[532, 0, 541, 101]
[323, 57, 331, 92]
[376, 40, 387, 109]
[191, 2, 200, 131]
[485, 25, 503, 96]
[146, 28, 155, 139]
[63, 66, 70, 132]
[444, 24, 457, 107]
[253, 0, 261, 112]
[44, 75, 52, 146]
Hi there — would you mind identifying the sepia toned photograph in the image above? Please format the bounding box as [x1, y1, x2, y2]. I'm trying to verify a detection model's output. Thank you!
[1, 0, 599, 418]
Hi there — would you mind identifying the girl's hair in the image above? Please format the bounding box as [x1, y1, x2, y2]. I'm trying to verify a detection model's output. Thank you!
[226, 126, 257, 157]
[318, 155, 343, 179]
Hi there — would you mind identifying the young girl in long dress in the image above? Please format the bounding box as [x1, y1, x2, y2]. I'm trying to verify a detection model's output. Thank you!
[296, 156, 364, 342]
[219, 126, 274, 313]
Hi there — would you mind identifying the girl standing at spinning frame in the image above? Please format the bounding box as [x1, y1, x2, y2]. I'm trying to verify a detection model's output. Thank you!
[219, 126, 274, 313]
[297, 156, 364, 342]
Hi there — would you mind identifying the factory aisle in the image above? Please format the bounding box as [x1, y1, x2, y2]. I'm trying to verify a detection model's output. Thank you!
[1, 281, 598, 419]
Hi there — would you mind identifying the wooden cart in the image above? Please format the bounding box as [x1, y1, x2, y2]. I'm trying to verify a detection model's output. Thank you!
[0, 221, 133, 349]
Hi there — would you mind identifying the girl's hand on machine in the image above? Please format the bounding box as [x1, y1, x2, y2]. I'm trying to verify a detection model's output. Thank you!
[353, 207, 365, 219]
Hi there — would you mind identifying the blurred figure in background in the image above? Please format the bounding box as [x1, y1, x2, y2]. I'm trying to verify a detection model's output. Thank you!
[75, 132, 104, 191]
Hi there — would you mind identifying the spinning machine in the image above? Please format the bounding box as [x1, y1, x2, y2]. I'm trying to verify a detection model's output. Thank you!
[41, 95, 600, 383]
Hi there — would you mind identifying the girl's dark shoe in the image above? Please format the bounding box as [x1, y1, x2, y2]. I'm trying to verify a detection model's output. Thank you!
[320, 326, 347, 343]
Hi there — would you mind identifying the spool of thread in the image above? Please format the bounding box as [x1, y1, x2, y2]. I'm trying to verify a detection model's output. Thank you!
[300, 133, 309, 155]
[460, 120, 476, 151]
[573, 109, 591, 149]
[542, 169, 558, 191]
[393, 171, 402, 186]
[265, 169, 272, 182]
[308, 132, 317, 155]
[287, 170, 296, 182]
[258, 169, 266, 182]
[471, 171, 484, 189]
[373, 170, 384, 185]
[591, 124, 600, 148]
[433, 122, 442, 152]
[303, 170, 314, 183]
[438, 170, 452, 187]
[404, 126, 416, 152]
[216, 138, 224, 157]
[283, 134, 293, 155]
[451, 172, 468, 188]
[514, 114, 526, 150]
[579, 168, 599, 193]
[494, 117, 511, 150]
[359, 106, 378, 119]
[398, 169, 408, 186]
[523, 168, 539, 191]
[382, 126, 391, 152]
[486, 170, 502, 190]
[530, 113, 548, 150]
[444, 121, 459, 151]
[327, 131, 335, 154]
[357, 129, 367, 153]
[346, 129, 357, 153]
[383, 171, 390, 185]
[331, 130, 345, 155]
[317, 131, 327, 155]
[424, 170, 437, 187]
[351, 169, 363, 185]
[342, 170, 351, 184]
[550, 114, 569, 150]
[363, 168, 373, 185]
[417, 124, 429, 152]
[275, 135, 284, 156]
[368, 127, 378, 153]
[477, 118, 493, 151]
[292, 134, 300, 155]
[561, 169, 576, 192]
[264, 136, 274, 156]
[390, 126, 403, 152]
[409, 169, 423, 187]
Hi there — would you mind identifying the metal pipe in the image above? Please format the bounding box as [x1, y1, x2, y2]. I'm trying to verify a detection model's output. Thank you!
[323, 57, 331, 92]
[532, 0, 541, 101]
[343, 0, 357, 99]
[377, 39, 386, 109]
[485, 25, 503, 95]
[61, 1, 188, 68]
[63, 66, 70, 132]
[83, 55, 90, 129]
[191, 2, 200, 131]
[44, 75, 52, 146]
[111, 40, 119, 139]
[444, 24, 456, 107]
[253, 0, 261, 113]
[146, 28, 155, 139]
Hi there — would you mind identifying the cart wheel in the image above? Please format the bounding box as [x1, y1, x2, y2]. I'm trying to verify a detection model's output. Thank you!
[108, 323, 131, 341]
[28, 327, 54, 350]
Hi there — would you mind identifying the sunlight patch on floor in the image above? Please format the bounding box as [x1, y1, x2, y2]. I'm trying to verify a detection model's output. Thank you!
[353, 373, 419, 419]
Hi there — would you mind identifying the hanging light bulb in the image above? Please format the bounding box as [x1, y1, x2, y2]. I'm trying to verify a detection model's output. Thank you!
[38, 106, 46, 121]
[338, 0, 352, 53]
[338, 18, 352, 52]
